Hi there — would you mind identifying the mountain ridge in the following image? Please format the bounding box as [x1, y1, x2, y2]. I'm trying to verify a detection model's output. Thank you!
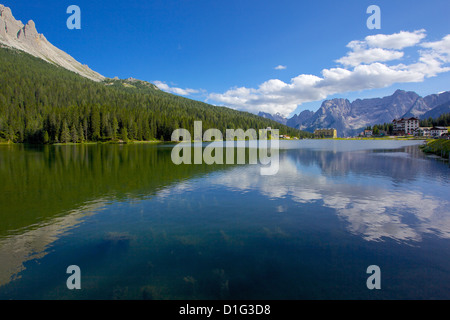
[261, 89, 450, 137]
[0, 4, 104, 82]
[258, 112, 288, 125]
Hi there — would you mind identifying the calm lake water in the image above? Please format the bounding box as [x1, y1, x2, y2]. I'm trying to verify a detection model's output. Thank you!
[0, 140, 449, 299]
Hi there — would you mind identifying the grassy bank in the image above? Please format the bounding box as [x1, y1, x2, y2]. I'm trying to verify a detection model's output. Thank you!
[420, 139, 450, 159]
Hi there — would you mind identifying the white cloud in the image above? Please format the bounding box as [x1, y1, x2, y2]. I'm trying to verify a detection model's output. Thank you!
[365, 29, 426, 49]
[208, 30, 450, 117]
[209, 62, 427, 116]
[153, 81, 199, 96]
[336, 31, 425, 67]
[274, 65, 287, 70]
[206, 157, 450, 243]
[422, 35, 450, 62]
[408, 51, 450, 77]
[337, 48, 404, 67]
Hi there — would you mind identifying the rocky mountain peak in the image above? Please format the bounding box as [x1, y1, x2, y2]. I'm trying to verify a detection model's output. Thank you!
[393, 89, 406, 96]
[276, 89, 450, 137]
[17, 20, 38, 40]
[0, 4, 12, 18]
[286, 110, 314, 129]
[0, 4, 104, 82]
[322, 98, 350, 107]
[25, 19, 37, 33]
[258, 111, 288, 125]
[0, 4, 22, 37]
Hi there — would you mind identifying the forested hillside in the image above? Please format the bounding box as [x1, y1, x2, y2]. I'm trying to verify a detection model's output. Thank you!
[0, 47, 309, 143]
[419, 113, 450, 127]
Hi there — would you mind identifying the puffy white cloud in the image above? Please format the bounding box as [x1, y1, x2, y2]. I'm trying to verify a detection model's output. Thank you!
[209, 62, 428, 116]
[152, 31, 449, 116]
[209, 75, 326, 115]
[208, 30, 450, 117]
[337, 48, 404, 67]
[206, 156, 450, 243]
[153, 81, 199, 96]
[421, 34, 450, 62]
[336, 31, 428, 69]
[408, 51, 450, 77]
[365, 29, 426, 49]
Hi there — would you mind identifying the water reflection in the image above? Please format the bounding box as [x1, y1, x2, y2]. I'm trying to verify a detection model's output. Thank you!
[0, 143, 231, 287]
[209, 144, 450, 242]
[0, 200, 105, 286]
[0, 141, 449, 299]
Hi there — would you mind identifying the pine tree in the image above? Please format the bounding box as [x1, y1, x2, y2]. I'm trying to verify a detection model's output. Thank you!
[112, 117, 119, 140]
[90, 108, 101, 141]
[61, 120, 71, 143]
[71, 124, 78, 143]
[121, 126, 128, 142]
[78, 125, 84, 143]
[43, 130, 49, 144]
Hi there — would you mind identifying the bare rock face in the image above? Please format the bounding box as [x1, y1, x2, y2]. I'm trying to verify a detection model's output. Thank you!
[286, 110, 314, 129]
[0, 15, 5, 38]
[17, 20, 39, 41]
[290, 89, 450, 137]
[0, 4, 104, 82]
[258, 112, 288, 125]
[258, 89, 450, 137]
[1, 5, 23, 38]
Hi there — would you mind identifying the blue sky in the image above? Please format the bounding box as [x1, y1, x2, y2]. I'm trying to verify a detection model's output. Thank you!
[3, 0, 450, 117]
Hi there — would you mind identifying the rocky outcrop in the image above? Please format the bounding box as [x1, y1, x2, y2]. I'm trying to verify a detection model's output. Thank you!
[258, 112, 288, 125]
[0, 4, 104, 82]
[422, 100, 450, 120]
[286, 110, 314, 129]
[300, 90, 450, 136]
[260, 89, 450, 137]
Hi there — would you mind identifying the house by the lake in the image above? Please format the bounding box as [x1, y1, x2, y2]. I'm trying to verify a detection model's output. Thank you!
[430, 126, 449, 137]
[413, 127, 432, 137]
[392, 117, 420, 135]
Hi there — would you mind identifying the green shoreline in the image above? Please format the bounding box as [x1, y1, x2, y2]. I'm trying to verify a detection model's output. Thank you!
[420, 139, 450, 160]
[0, 136, 430, 145]
[0, 140, 163, 146]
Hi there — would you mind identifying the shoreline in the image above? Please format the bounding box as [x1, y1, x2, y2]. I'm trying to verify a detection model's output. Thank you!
[420, 139, 450, 160]
[0, 136, 430, 146]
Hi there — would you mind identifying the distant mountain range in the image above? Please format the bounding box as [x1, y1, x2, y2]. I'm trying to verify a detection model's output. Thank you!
[260, 89, 450, 137]
[258, 112, 288, 125]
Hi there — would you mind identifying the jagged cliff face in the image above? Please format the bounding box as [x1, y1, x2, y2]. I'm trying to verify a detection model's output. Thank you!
[0, 4, 104, 82]
[299, 90, 421, 136]
[258, 112, 288, 125]
[260, 89, 450, 137]
[300, 90, 450, 136]
[286, 110, 314, 129]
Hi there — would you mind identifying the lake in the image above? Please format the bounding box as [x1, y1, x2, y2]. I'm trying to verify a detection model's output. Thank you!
[0, 140, 449, 299]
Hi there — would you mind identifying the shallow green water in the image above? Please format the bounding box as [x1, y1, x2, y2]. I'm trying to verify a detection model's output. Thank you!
[0, 140, 449, 299]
